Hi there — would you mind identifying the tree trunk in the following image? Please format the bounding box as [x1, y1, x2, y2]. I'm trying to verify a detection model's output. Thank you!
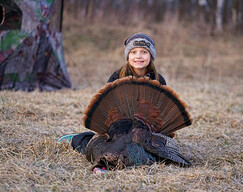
[223, 0, 233, 24]
[235, 0, 243, 32]
[178, 0, 192, 22]
[152, 0, 165, 22]
[215, 0, 225, 32]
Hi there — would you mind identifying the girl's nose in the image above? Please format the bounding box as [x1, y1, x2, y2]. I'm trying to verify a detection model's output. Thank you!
[135, 52, 142, 58]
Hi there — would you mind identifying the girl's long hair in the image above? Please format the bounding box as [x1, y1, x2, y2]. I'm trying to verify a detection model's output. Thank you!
[119, 59, 159, 80]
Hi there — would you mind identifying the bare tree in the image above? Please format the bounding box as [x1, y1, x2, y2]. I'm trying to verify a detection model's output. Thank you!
[235, 0, 243, 32]
[223, 0, 233, 25]
[215, 0, 225, 32]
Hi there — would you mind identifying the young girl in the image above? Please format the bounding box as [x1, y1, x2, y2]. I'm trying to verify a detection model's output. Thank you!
[58, 32, 167, 174]
[107, 32, 166, 85]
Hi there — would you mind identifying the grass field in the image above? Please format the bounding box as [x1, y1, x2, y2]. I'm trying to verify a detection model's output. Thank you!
[0, 21, 242, 191]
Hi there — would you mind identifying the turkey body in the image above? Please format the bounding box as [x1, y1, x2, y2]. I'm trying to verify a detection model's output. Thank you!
[84, 119, 191, 170]
[78, 77, 193, 170]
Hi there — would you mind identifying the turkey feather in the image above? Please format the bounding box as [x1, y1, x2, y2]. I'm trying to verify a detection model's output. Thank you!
[81, 77, 193, 169]
[83, 76, 192, 135]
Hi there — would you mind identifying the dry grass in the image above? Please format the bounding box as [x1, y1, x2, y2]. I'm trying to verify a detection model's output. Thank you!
[0, 21, 243, 191]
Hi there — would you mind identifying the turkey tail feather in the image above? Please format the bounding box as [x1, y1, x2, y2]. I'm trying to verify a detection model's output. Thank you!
[83, 77, 192, 135]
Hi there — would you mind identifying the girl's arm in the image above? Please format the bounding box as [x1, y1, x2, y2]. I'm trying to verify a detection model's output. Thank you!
[107, 71, 120, 83]
[158, 74, 166, 85]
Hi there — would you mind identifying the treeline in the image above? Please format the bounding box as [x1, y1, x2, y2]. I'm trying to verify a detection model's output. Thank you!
[64, 0, 243, 34]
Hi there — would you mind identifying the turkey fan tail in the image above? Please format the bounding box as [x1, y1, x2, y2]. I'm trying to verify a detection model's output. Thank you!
[149, 84, 192, 135]
[160, 112, 193, 135]
[83, 76, 192, 135]
[133, 79, 192, 135]
[82, 80, 125, 134]
[83, 76, 138, 134]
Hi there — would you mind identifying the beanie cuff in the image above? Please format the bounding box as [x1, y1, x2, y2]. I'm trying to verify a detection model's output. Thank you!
[124, 35, 156, 60]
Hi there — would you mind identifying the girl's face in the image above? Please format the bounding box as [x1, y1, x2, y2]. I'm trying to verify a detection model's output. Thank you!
[128, 47, 151, 76]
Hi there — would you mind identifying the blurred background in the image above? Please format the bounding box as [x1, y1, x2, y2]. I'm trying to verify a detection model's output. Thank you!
[62, 0, 243, 90]
[0, 2, 242, 191]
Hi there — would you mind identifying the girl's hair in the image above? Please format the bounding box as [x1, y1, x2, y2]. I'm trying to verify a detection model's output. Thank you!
[119, 59, 159, 80]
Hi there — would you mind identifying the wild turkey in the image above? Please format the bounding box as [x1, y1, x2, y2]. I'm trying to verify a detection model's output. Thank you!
[77, 76, 192, 170]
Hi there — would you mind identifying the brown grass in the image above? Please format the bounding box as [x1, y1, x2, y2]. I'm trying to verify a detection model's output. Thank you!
[0, 20, 242, 191]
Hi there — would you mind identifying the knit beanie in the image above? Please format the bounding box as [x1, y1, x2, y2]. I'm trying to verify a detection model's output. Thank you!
[124, 33, 156, 60]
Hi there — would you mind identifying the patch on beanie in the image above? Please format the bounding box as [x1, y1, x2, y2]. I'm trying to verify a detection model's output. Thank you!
[133, 40, 150, 48]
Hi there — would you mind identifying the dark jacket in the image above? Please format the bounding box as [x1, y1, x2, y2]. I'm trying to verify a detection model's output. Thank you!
[107, 68, 166, 85]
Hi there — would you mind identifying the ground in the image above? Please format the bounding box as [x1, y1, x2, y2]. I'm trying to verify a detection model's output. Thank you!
[0, 21, 242, 191]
